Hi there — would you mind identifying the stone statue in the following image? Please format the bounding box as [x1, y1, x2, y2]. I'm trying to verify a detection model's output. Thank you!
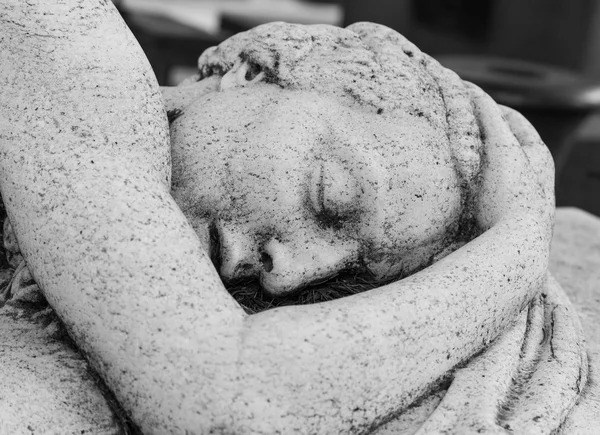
[0, 1, 596, 434]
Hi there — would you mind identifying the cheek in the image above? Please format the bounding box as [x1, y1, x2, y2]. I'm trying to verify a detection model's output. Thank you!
[170, 117, 221, 192]
[350, 147, 463, 277]
[394, 155, 462, 225]
[388, 179, 462, 243]
[356, 182, 463, 280]
[169, 147, 227, 221]
[169, 105, 252, 218]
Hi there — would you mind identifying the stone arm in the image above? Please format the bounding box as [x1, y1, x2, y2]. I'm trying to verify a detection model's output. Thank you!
[231, 86, 554, 432]
[0, 2, 554, 435]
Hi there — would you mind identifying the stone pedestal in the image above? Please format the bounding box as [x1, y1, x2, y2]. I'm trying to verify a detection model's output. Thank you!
[549, 208, 600, 434]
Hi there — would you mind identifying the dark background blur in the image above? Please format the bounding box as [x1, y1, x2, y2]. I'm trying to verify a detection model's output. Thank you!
[114, 0, 600, 216]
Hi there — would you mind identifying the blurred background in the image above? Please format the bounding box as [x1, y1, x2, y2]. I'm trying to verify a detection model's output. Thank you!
[113, 0, 600, 216]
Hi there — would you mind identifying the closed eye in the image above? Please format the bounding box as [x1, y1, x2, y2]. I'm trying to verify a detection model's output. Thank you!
[309, 160, 361, 227]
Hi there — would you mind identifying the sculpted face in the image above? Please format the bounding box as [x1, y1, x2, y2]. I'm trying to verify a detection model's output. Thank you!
[169, 23, 469, 296]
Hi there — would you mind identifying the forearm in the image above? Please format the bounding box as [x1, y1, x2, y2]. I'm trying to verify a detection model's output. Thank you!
[232, 83, 554, 433]
[1, 2, 244, 433]
[236, 212, 549, 433]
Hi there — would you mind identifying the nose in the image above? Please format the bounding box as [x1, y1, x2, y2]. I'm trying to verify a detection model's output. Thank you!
[259, 237, 360, 297]
[214, 222, 360, 296]
[216, 223, 260, 283]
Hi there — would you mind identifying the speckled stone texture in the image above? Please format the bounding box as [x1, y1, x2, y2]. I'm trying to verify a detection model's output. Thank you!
[0, 2, 586, 434]
[1, 1, 244, 434]
[1, 215, 122, 434]
[170, 21, 485, 296]
[0, 303, 122, 435]
[550, 208, 600, 435]
[372, 207, 600, 435]
[2, 209, 596, 434]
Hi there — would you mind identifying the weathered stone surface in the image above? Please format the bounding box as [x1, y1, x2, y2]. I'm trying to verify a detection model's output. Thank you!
[0, 301, 121, 435]
[164, 20, 558, 433]
[373, 208, 600, 434]
[0, 2, 581, 434]
[1, 2, 242, 434]
[550, 208, 600, 434]
[171, 22, 485, 296]
[2, 208, 596, 434]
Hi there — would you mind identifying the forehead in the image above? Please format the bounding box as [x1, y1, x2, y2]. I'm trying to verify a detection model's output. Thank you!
[173, 84, 446, 165]
[196, 22, 447, 127]
[170, 84, 451, 219]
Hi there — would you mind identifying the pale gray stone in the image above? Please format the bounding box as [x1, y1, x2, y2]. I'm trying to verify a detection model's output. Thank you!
[0, 1, 595, 434]
[550, 208, 600, 435]
[0, 302, 121, 435]
[2, 209, 596, 434]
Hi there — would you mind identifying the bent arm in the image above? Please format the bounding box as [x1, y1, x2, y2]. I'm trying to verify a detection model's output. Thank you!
[0, 2, 555, 434]
[233, 85, 554, 432]
[1, 2, 244, 433]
